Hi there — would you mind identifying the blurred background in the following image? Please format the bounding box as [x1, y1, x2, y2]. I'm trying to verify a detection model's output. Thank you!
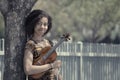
[0, 0, 120, 80]
[0, 0, 120, 44]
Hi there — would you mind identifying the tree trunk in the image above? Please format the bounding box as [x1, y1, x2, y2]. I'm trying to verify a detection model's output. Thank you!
[4, 10, 26, 80]
[0, 0, 37, 80]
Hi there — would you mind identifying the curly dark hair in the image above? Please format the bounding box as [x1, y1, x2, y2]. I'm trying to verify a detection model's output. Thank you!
[25, 9, 52, 38]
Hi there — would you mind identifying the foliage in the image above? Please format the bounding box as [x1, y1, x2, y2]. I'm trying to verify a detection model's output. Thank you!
[0, 0, 120, 43]
[0, 12, 4, 38]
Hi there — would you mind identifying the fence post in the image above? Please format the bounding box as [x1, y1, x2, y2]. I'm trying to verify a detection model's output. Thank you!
[78, 41, 83, 80]
[2, 38, 4, 53]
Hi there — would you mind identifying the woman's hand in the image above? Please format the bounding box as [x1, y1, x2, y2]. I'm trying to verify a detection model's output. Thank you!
[50, 60, 62, 69]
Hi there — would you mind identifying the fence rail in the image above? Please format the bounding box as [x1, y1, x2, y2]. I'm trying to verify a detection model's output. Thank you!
[0, 38, 4, 55]
[0, 39, 120, 80]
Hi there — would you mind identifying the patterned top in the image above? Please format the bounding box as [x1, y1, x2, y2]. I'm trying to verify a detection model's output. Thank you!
[25, 39, 56, 80]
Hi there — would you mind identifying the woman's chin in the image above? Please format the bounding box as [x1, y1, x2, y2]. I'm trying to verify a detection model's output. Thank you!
[37, 32, 44, 36]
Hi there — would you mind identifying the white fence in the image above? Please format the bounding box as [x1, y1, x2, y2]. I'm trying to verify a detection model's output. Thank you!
[0, 39, 120, 80]
[0, 38, 4, 55]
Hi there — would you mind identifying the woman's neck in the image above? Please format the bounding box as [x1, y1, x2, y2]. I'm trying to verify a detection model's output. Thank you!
[32, 34, 44, 42]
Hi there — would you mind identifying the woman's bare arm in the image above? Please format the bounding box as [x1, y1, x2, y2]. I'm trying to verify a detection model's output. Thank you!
[23, 48, 52, 75]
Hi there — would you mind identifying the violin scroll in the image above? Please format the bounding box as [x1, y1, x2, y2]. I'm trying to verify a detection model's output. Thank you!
[61, 33, 71, 41]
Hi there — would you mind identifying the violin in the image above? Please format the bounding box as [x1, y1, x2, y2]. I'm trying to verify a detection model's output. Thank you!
[31, 33, 70, 79]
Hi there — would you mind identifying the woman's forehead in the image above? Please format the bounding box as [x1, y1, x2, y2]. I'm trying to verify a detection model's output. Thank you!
[39, 17, 48, 22]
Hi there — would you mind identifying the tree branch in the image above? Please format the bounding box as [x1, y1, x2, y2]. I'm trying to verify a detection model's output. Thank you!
[0, 0, 8, 15]
[23, 0, 38, 15]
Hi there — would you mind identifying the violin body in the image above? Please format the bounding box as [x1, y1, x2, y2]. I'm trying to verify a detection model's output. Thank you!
[31, 46, 57, 79]
[30, 33, 70, 79]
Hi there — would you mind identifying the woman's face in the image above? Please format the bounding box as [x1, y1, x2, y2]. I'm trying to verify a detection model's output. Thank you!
[34, 17, 48, 36]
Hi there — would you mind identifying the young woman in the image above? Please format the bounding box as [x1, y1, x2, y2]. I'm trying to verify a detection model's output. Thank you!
[23, 9, 62, 80]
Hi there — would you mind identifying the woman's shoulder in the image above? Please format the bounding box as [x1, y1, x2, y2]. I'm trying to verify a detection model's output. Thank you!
[26, 40, 36, 45]
[44, 39, 53, 47]
[25, 40, 36, 50]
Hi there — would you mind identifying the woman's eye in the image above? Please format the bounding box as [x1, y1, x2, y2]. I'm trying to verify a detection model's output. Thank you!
[37, 22, 48, 26]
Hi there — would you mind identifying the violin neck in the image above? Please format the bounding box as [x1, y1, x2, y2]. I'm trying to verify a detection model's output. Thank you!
[43, 39, 64, 60]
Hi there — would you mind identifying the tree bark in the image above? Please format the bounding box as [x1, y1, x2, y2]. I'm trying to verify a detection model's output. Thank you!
[0, 0, 8, 15]
[0, 0, 37, 80]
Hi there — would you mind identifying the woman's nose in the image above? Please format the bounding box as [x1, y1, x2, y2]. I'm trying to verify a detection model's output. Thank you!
[40, 24, 44, 27]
